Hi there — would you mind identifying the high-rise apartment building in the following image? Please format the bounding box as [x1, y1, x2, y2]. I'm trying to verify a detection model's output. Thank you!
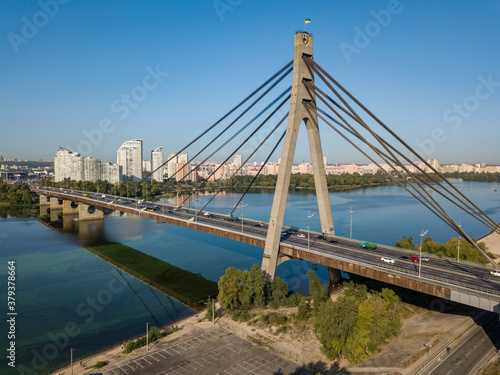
[117, 139, 143, 182]
[54, 148, 84, 182]
[233, 153, 242, 168]
[167, 153, 178, 178]
[151, 146, 164, 182]
[55, 148, 121, 183]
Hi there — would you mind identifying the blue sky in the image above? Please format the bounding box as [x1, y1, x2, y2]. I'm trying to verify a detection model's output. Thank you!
[1, 0, 499, 165]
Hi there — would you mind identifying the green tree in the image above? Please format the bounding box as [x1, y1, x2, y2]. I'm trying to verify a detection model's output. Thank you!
[307, 270, 329, 313]
[395, 236, 415, 250]
[217, 267, 249, 312]
[269, 277, 289, 308]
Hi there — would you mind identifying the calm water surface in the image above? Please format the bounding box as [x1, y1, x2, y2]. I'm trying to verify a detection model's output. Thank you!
[1, 181, 499, 373]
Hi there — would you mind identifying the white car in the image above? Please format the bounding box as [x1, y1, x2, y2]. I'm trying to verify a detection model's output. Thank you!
[381, 257, 395, 264]
[490, 270, 500, 277]
[421, 256, 430, 262]
[297, 234, 306, 238]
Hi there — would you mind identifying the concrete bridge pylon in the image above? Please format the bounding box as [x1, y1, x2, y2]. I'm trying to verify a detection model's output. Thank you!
[262, 32, 334, 279]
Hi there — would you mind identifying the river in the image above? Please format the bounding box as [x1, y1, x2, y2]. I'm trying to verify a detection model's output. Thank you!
[1, 181, 499, 373]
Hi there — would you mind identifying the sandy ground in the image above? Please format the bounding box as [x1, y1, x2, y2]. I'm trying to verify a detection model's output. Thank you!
[480, 227, 500, 259]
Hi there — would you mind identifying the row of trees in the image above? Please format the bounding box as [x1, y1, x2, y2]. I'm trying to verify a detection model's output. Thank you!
[0, 181, 36, 206]
[215, 171, 395, 190]
[395, 236, 495, 263]
[217, 265, 404, 365]
[217, 265, 298, 318]
[442, 172, 500, 182]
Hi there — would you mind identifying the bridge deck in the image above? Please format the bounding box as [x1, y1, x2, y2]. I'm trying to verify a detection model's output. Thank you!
[34, 188, 500, 311]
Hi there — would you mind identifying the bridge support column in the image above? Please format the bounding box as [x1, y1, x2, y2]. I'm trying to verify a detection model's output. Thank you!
[39, 195, 50, 205]
[63, 200, 79, 215]
[50, 197, 64, 210]
[327, 267, 343, 294]
[262, 32, 334, 279]
[78, 204, 104, 221]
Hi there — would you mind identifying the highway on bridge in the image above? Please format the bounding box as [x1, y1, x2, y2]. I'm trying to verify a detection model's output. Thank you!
[35, 188, 500, 300]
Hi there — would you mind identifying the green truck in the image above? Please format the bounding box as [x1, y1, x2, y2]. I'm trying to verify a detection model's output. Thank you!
[360, 242, 378, 249]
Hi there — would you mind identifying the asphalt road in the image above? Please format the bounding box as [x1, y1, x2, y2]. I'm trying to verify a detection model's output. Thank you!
[421, 314, 500, 375]
[35, 188, 500, 298]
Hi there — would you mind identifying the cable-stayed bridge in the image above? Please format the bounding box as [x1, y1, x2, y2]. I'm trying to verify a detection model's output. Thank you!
[34, 32, 500, 313]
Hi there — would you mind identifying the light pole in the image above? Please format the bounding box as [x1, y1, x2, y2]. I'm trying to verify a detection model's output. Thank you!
[307, 211, 315, 250]
[146, 322, 149, 351]
[70, 348, 75, 375]
[241, 202, 248, 233]
[457, 220, 462, 263]
[346, 206, 353, 239]
[419, 229, 428, 277]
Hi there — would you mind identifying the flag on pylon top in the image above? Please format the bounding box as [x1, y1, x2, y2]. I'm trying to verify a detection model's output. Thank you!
[305, 18, 311, 24]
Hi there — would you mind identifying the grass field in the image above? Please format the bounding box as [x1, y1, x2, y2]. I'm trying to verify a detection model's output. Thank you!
[85, 242, 218, 311]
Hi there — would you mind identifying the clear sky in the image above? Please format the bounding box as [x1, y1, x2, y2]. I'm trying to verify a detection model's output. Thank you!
[1, 0, 499, 165]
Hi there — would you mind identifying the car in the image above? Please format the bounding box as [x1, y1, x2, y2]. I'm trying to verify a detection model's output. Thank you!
[421, 256, 430, 262]
[409, 256, 419, 262]
[188, 217, 195, 221]
[254, 223, 264, 227]
[381, 257, 395, 264]
[297, 234, 306, 238]
[329, 239, 339, 244]
[316, 235, 325, 240]
[490, 270, 500, 277]
[167, 210, 173, 213]
[400, 255, 411, 260]
[360, 242, 377, 249]
[228, 216, 239, 222]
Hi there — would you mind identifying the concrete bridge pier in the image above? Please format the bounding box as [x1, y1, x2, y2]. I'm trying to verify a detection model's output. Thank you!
[78, 204, 104, 221]
[50, 197, 64, 210]
[63, 200, 79, 215]
[39, 195, 50, 205]
[327, 267, 343, 294]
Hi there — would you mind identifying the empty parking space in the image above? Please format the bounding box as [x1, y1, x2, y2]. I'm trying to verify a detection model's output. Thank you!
[102, 327, 311, 375]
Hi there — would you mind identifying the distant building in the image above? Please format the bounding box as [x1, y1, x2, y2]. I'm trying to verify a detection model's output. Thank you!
[233, 153, 242, 169]
[117, 139, 143, 182]
[54, 149, 84, 182]
[101, 162, 122, 184]
[142, 160, 151, 173]
[167, 153, 178, 178]
[151, 146, 164, 182]
[54, 148, 121, 183]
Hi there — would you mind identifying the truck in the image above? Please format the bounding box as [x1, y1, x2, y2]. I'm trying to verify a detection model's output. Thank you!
[360, 242, 377, 249]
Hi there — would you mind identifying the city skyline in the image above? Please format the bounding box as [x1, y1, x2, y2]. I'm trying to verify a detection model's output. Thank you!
[1, 1, 499, 165]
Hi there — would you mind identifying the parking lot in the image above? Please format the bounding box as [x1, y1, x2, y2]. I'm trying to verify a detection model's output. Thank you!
[99, 327, 313, 375]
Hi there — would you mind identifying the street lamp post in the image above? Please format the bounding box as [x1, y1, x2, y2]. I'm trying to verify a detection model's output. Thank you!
[70, 348, 75, 375]
[457, 220, 462, 263]
[307, 212, 315, 250]
[419, 229, 428, 277]
[146, 322, 149, 351]
[241, 202, 248, 233]
[347, 206, 353, 239]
